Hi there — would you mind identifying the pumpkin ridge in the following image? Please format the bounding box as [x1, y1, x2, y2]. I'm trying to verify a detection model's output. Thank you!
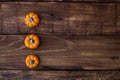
[25, 12, 40, 28]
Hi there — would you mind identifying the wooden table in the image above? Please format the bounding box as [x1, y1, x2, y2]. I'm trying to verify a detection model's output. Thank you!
[0, 1, 120, 80]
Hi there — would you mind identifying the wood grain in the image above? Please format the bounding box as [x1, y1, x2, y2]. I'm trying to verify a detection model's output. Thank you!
[117, 3, 120, 35]
[0, 2, 120, 79]
[0, 35, 120, 70]
[0, 0, 120, 2]
[2, 2, 19, 34]
[0, 70, 120, 80]
[1, 2, 120, 35]
[0, 3, 2, 34]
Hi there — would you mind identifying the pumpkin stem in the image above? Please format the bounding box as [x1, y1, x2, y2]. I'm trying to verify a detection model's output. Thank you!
[29, 17, 34, 22]
[30, 38, 35, 44]
[30, 59, 35, 64]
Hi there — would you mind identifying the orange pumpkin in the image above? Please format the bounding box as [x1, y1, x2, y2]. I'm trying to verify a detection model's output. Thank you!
[24, 12, 40, 28]
[24, 34, 40, 49]
[25, 54, 40, 69]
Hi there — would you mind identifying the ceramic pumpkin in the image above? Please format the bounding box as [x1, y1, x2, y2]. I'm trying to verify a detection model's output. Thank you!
[24, 12, 40, 28]
[25, 54, 40, 69]
[24, 34, 40, 49]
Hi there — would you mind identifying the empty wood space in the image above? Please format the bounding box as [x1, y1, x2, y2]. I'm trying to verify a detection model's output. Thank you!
[0, 0, 120, 2]
[0, 70, 120, 80]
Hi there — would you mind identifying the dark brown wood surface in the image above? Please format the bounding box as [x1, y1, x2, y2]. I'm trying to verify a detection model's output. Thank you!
[1, 0, 120, 2]
[0, 2, 119, 35]
[0, 35, 120, 70]
[0, 70, 120, 80]
[0, 2, 120, 80]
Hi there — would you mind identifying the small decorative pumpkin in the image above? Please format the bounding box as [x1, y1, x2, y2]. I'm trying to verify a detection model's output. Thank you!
[24, 12, 40, 28]
[24, 34, 40, 49]
[25, 54, 40, 69]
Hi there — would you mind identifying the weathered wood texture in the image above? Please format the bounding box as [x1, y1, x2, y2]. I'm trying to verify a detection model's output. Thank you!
[0, 70, 120, 80]
[117, 3, 120, 34]
[44, 0, 120, 2]
[0, 2, 120, 79]
[0, 2, 120, 35]
[0, 35, 120, 70]
[0, 0, 120, 2]
[0, 3, 2, 34]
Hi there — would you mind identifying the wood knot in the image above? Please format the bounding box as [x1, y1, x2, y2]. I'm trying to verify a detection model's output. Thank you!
[111, 57, 119, 60]
[51, 13, 54, 16]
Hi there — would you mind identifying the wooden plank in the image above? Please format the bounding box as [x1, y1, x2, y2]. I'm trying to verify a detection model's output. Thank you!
[0, 70, 120, 80]
[1, 0, 120, 2]
[17, 2, 53, 34]
[2, 2, 19, 34]
[51, 3, 69, 34]
[100, 3, 116, 35]
[69, 3, 101, 35]
[83, 0, 120, 2]
[69, 3, 117, 35]
[1, 2, 118, 35]
[0, 3, 2, 34]
[0, 35, 120, 70]
[117, 3, 120, 35]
